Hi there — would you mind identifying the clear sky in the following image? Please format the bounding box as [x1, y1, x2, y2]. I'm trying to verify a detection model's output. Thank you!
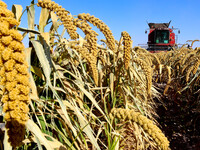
[6, 0, 200, 48]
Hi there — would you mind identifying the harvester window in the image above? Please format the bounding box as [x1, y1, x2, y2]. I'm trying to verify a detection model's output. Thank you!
[155, 30, 169, 44]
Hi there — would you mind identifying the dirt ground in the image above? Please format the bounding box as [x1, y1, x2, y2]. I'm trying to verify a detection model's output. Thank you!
[156, 89, 200, 150]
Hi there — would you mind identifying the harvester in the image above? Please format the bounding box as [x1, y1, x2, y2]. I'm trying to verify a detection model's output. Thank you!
[144, 21, 180, 52]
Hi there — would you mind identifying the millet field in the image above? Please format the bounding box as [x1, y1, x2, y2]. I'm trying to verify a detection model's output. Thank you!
[0, 0, 199, 150]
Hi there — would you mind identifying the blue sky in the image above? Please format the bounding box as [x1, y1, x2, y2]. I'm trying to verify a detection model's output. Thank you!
[6, 0, 200, 48]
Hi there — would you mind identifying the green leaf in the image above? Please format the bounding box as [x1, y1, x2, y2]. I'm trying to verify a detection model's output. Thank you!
[72, 101, 101, 150]
[31, 40, 80, 141]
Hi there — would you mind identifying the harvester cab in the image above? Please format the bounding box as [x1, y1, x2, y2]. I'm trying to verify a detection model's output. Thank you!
[145, 21, 180, 53]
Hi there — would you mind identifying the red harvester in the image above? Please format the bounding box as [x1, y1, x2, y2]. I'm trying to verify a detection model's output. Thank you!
[145, 21, 180, 53]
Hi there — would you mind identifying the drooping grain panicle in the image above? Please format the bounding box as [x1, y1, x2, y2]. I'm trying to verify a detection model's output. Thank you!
[73, 18, 99, 57]
[145, 52, 161, 66]
[0, 0, 6, 7]
[154, 51, 169, 64]
[137, 53, 153, 66]
[109, 108, 170, 150]
[71, 45, 98, 85]
[182, 55, 199, 75]
[191, 39, 199, 47]
[37, 0, 78, 39]
[0, 0, 30, 147]
[169, 47, 191, 65]
[78, 13, 116, 52]
[192, 58, 200, 74]
[133, 46, 148, 53]
[186, 65, 194, 82]
[37, 1, 99, 86]
[163, 65, 171, 95]
[180, 51, 196, 66]
[71, 17, 99, 85]
[132, 57, 152, 95]
[121, 31, 132, 70]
